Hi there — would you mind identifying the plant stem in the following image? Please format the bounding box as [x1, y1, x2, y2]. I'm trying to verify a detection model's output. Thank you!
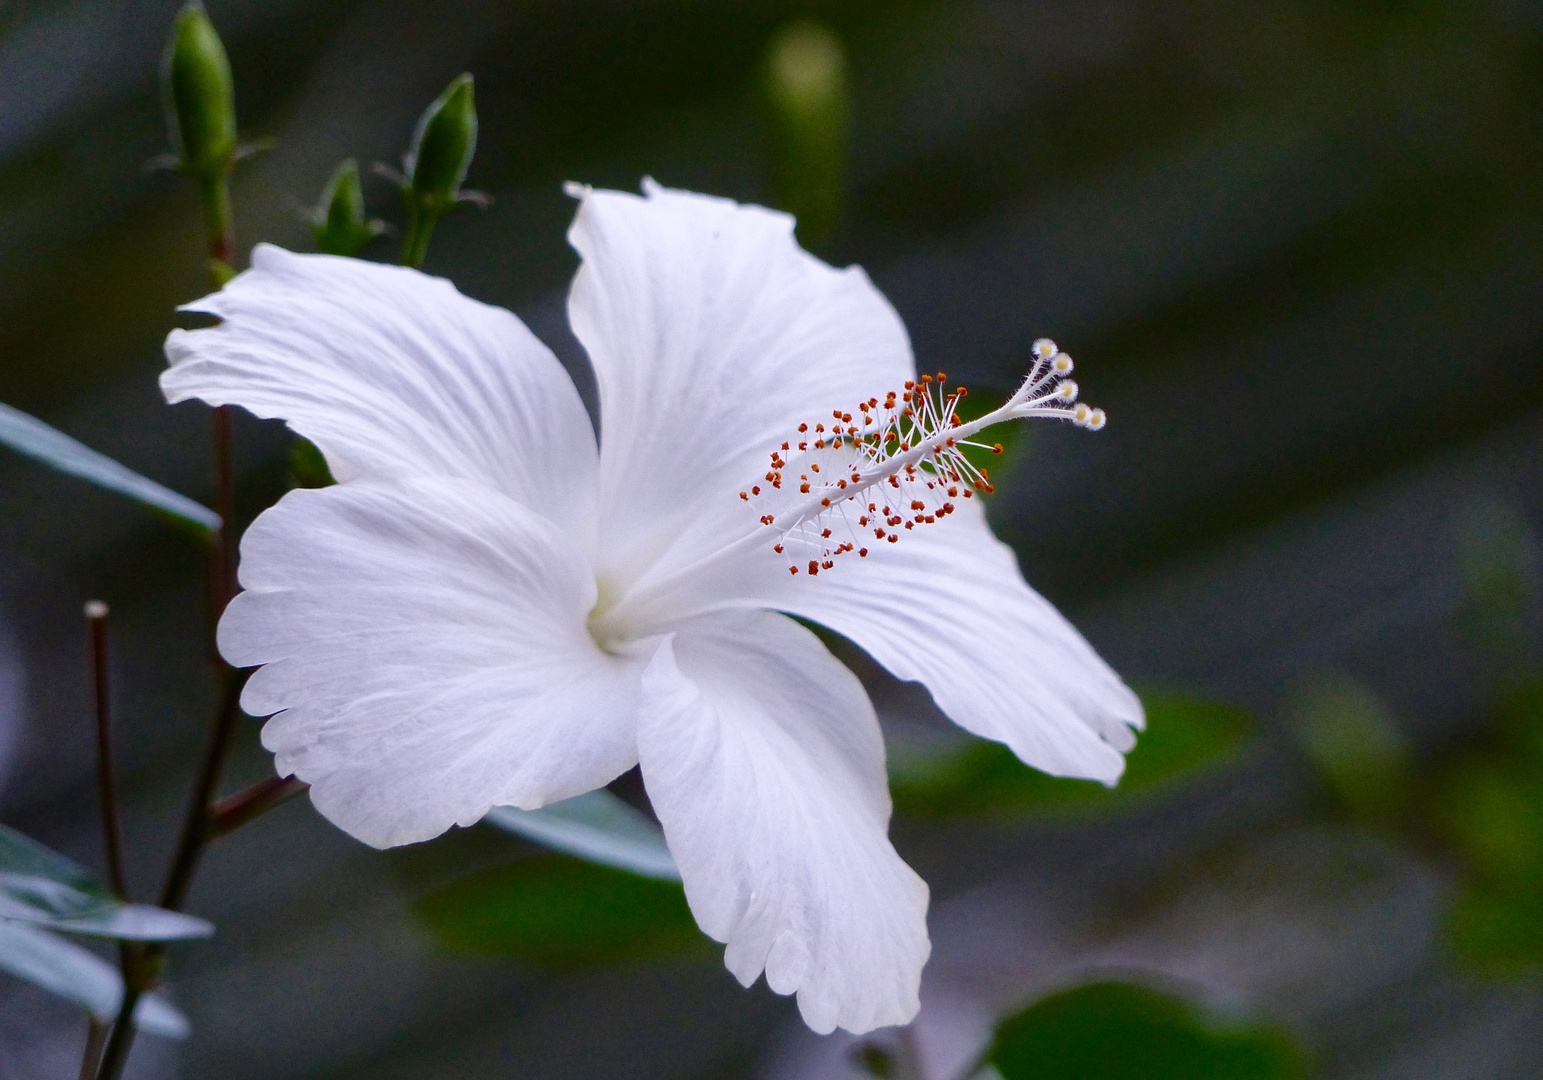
[400, 200, 436, 269]
[199, 173, 234, 270]
[77, 1018, 107, 1080]
[92, 672, 243, 1080]
[209, 773, 309, 838]
[95, 173, 243, 1080]
[92, 980, 143, 1080]
[159, 670, 245, 912]
[86, 602, 127, 899]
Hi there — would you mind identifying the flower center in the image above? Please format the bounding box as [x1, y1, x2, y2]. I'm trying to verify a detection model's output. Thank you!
[741, 339, 1104, 577]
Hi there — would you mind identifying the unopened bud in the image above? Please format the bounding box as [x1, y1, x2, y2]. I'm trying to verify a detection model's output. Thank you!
[312, 159, 385, 257]
[163, 2, 236, 179]
[407, 74, 478, 212]
[397, 74, 485, 268]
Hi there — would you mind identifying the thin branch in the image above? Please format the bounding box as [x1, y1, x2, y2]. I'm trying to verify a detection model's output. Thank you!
[98, 130, 247, 1080]
[77, 1018, 107, 1080]
[93, 670, 244, 1080]
[158, 669, 245, 912]
[93, 981, 143, 1080]
[85, 601, 127, 899]
[209, 774, 308, 838]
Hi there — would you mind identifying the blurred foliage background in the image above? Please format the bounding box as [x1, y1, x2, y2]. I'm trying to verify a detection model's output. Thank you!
[1, 0, 1540, 1077]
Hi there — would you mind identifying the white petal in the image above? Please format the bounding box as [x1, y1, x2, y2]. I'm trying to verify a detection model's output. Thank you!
[163, 245, 598, 546]
[633, 497, 1142, 782]
[637, 610, 930, 1035]
[223, 477, 641, 848]
[567, 181, 913, 588]
[785, 501, 1143, 782]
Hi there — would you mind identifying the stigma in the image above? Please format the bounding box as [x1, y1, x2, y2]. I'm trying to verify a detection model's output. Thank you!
[740, 339, 1106, 575]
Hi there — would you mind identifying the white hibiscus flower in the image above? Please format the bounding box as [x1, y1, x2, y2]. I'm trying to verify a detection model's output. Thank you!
[161, 180, 1142, 1035]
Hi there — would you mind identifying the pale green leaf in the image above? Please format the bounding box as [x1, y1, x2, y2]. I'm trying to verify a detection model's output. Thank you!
[0, 826, 213, 941]
[0, 401, 220, 534]
[483, 789, 679, 881]
[0, 921, 189, 1037]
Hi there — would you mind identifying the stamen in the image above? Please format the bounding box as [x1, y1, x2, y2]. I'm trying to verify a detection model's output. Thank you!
[747, 339, 1105, 575]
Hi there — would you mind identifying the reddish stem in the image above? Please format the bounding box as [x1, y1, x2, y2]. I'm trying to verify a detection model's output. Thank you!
[86, 602, 127, 899]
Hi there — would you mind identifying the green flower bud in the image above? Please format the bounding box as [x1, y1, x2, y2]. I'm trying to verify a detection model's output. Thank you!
[163, 2, 236, 179]
[398, 74, 484, 268]
[311, 159, 385, 257]
[407, 74, 478, 212]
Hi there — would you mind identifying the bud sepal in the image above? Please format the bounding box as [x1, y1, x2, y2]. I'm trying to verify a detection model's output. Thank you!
[311, 159, 388, 257]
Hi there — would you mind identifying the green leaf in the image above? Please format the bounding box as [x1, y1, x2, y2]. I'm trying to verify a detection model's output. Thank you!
[0, 825, 213, 941]
[1444, 882, 1543, 976]
[1288, 674, 1411, 823]
[988, 981, 1310, 1080]
[414, 855, 703, 967]
[0, 921, 189, 1037]
[1438, 760, 1543, 887]
[1494, 675, 1543, 765]
[287, 436, 335, 489]
[1429, 685, 1543, 976]
[890, 692, 1252, 819]
[482, 789, 679, 881]
[0, 401, 220, 535]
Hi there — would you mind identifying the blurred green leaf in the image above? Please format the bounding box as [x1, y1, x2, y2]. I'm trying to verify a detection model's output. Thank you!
[850, 1043, 899, 1077]
[890, 692, 1252, 819]
[1454, 496, 1538, 666]
[765, 20, 847, 245]
[414, 855, 703, 967]
[1435, 759, 1543, 888]
[1444, 883, 1543, 976]
[0, 825, 213, 941]
[0, 921, 189, 1037]
[1430, 677, 1543, 976]
[988, 981, 1310, 1080]
[1288, 674, 1411, 824]
[0, 401, 220, 535]
[1493, 675, 1543, 766]
[482, 789, 679, 881]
